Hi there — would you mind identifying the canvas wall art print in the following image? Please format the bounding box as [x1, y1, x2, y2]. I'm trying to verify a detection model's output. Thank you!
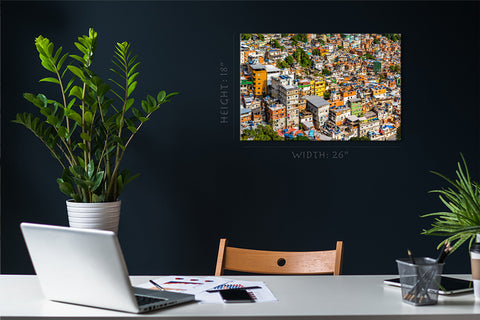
[240, 33, 401, 141]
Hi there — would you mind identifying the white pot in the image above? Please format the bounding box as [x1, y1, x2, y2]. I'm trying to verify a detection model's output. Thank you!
[66, 200, 121, 234]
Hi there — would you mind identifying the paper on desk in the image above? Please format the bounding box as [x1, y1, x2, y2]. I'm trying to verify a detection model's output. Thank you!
[137, 276, 229, 294]
[195, 280, 278, 304]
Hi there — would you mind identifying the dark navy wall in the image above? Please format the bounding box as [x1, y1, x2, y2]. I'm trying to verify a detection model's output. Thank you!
[2, 1, 479, 275]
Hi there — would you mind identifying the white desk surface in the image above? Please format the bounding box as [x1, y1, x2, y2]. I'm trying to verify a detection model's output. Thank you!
[1, 274, 479, 319]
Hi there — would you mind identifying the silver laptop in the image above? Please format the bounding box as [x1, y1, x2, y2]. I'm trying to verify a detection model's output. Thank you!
[20, 222, 195, 313]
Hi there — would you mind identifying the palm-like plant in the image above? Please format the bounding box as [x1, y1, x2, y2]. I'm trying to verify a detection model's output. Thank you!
[13, 28, 178, 203]
[422, 154, 480, 252]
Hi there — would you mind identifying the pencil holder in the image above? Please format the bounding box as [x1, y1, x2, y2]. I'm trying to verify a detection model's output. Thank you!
[396, 257, 444, 306]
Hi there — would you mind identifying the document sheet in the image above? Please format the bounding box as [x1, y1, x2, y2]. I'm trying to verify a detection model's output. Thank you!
[138, 276, 277, 303]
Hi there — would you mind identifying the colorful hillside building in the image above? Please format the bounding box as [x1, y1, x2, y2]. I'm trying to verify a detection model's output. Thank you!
[371, 85, 387, 99]
[306, 95, 330, 129]
[240, 108, 252, 126]
[348, 98, 363, 117]
[297, 79, 311, 96]
[266, 103, 286, 131]
[249, 63, 267, 96]
[342, 89, 357, 104]
[309, 78, 326, 97]
[279, 85, 300, 128]
[328, 105, 350, 127]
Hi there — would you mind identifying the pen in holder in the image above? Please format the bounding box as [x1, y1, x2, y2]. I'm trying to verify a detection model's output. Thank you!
[396, 255, 444, 306]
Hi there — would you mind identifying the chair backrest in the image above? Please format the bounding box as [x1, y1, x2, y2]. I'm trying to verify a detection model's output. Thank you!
[215, 239, 344, 276]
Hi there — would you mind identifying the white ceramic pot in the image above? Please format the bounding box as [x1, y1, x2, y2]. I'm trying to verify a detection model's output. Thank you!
[66, 200, 121, 234]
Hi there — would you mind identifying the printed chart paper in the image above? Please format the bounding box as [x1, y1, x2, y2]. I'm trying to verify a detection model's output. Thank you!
[196, 280, 278, 304]
[137, 276, 226, 294]
[138, 276, 278, 303]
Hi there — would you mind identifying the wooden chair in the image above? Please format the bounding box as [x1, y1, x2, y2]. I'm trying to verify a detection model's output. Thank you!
[215, 239, 344, 276]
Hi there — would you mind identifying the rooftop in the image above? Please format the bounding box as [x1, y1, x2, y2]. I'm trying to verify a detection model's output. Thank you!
[250, 63, 265, 71]
[306, 95, 330, 108]
[282, 84, 299, 91]
[268, 103, 285, 111]
[265, 65, 281, 73]
[240, 108, 252, 115]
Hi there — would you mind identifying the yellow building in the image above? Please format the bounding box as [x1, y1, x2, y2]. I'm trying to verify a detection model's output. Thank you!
[250, 64, 267, 96]
[309, 79, 326, 97]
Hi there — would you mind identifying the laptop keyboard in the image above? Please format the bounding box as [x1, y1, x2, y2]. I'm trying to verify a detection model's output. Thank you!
[135, 295, 166, 306]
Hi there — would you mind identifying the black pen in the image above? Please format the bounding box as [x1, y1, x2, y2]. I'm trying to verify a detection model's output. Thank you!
[149, 280, 165, 291]
[207, 286, 262, 293]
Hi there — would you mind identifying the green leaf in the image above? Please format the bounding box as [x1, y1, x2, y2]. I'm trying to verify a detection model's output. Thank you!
[147, 95, 156, 108]
[157, 90, 166, 102]
[70, 165, 86, 178]
[77, 157, 85, 169]
[125, 98, 134, 111]
[109, 78, 125, 91]
[66, 110, 82, 124]
[110, 89, 124, 102]
[35, 36, 48, 56]
[57, 53, 69, 70]
[84, 111, 93, 125]
[69, 54, 85, 64]
[72, 177, 92, 190]
[64, 77, 75, 93]
[69, 86, 83, 100]
[77, 142, 88, 152]
[115, 113, 123, 127]
[37, 94, 48, 107]
[67, 65, 85, 80]
[97, 83, 110, 97]
[128, 62, 140, 77]
[139, 117, 149, 123]
[105, 145, 116, 155]
[92, 193, 105, 203]
[165, 92, 180, 100]
[65, 122, 77, 141]
[57, 178, 75, 197]
[80, 132, 91, 142]
[47, 42, 54, 56]
[74, 42, 88, 55]
[39, 77, 60, 84]
[87, 160, 94, 179]
[41, 60, 55, 72]
[125, 172, 140, 185]
[53, 46, 62, 63]
[46, 115, 58, 127]
[92, 171, 104, 192]
[67, 98, 76, 109]
[23, 93, 43, 108]
[128, 72, 139, 85]
[40, 107, 51, 117]
[61, 168, 73, 183]
[141, 100, 148, 113]
[57, 126, 68, 138]
[127, 81, 137, 96]
[128, 126, 137, 133]
[132, 107, 142, 118]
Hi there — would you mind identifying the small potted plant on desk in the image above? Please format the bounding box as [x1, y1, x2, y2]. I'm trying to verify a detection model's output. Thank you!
[14, 28, 178, 233]
[421, 154, 480, 298]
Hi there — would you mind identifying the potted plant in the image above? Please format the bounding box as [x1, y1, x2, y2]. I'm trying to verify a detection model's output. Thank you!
[421, 154, 480, 297]
[13, 28, 178, 233]
[422, 154, 480, 251]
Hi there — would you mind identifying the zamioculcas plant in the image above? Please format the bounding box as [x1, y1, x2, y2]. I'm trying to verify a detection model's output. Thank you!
[422, 154, 480, 252]
[14, 28, 178, 203]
